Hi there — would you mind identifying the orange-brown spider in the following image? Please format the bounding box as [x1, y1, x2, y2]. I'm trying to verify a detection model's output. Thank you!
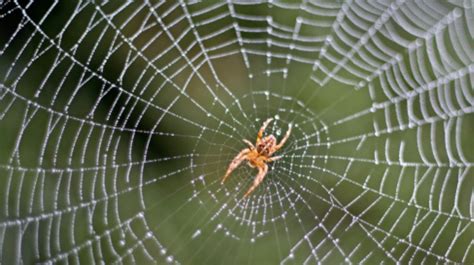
[221, 118, 292, 197]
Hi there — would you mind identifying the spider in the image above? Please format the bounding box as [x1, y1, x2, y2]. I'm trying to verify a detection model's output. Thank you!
[221, 118, 292, 197]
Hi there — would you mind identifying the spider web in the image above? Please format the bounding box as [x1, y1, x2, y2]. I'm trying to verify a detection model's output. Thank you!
[0, 0, 473, 264]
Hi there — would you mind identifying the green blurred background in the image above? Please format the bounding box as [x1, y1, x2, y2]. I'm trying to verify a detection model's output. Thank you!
[0, 0, 473, 264]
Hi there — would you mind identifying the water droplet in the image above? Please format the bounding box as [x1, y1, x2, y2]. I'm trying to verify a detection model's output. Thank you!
[192, 229, 202, 239]
[166, 255, 174, 263]
[160, 248, 167, 255]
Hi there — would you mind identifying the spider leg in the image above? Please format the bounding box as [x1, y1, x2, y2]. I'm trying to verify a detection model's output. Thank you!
[243, 163, 268, 198]
[266, 155, 283, 162]
[257, 118, 274, 142]
[273, 123, 292, 152]
[221, 149, 250, 184]
[243, 139, 255, 150]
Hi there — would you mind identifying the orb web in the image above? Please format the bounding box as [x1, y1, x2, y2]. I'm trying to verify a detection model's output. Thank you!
[0, 0, 473, 264]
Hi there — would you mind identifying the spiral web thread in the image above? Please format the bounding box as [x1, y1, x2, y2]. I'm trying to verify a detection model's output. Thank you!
[0, 0, 473, 264]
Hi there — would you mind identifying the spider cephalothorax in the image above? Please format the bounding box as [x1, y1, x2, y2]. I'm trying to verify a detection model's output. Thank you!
[221, 118, 292, 197]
